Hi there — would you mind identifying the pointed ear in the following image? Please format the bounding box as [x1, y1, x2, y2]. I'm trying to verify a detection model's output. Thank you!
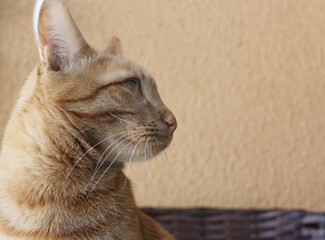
[37, 0, 90, 71]
[103, 37, 122, 57]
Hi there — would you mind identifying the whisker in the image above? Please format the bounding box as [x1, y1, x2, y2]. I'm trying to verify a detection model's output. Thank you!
[109, 113, 158, 133]
[65, 130, 142, 181]
[162, 150, 170, 163]
[126, 19, 132, 59]
[109, 112, 136, 126]
[147, 64, 153, 74]
[152, 137, 159, 157]
[88, 133, 142, 187]
[131, 21, 135, 60]
[143, 43, 153, 69]
[153, 137, 166, 162]
[154, 139, 172, 179]
[152, 137, 163, 169]
[87, 136, 141, 197]
[144, 137, 155, 183]
[148, 136, 154, 159]
[95, 130, 145, 173]
[78, 128, 90, 134]
[123, 136, 146, 188]
[58, 107, 90, 135]
[148, 138, 158, 184]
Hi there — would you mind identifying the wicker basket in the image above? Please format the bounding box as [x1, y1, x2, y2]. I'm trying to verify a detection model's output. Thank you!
[142, 208, 325, 240]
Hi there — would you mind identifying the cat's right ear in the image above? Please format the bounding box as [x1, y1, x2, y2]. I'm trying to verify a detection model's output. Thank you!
[103, 37, 123, 57]
[34, 0, 91, 72]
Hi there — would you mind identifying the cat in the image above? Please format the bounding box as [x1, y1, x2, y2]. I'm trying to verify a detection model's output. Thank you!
[0, 0, 177, 239]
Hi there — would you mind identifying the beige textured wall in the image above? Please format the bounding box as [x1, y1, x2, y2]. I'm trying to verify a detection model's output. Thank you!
[0, 0, 324, 211]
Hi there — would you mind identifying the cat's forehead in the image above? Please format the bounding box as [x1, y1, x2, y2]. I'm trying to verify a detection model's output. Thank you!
[86, 54, 154, 85]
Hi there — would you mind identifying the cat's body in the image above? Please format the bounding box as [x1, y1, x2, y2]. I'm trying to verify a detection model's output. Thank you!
[0, 0, 176, 239]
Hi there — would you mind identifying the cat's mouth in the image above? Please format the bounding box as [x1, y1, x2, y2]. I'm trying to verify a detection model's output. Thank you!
[150, 134, 173, 151]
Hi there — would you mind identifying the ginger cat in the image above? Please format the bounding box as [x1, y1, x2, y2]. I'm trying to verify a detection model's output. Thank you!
[0, 0, 177, 239]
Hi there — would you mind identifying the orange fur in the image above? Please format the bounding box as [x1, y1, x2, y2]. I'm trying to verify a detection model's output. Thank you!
[0, 0, 176, 239]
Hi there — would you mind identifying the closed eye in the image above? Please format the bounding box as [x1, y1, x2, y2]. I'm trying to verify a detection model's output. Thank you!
[123, 78, 140, 97]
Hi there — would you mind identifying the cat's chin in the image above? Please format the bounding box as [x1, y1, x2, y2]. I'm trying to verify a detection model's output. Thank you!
[153, 135, 173, 151]
[115, 135, 173, 163]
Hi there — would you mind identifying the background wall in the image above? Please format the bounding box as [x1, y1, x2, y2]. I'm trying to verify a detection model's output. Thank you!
[0, 0, 324, 211]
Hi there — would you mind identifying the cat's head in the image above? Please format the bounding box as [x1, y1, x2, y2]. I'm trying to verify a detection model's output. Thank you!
[33, 0, 176, 163]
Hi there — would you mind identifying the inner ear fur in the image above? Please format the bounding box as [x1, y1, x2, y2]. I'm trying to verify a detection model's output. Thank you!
[37, 0, 92, 71]
[103, 37, 123, 57]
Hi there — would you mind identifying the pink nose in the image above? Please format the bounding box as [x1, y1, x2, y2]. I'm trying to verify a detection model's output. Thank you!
[165, 117, 177, 133]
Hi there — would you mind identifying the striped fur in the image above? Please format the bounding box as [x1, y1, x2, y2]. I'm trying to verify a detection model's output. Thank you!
[0, 0, 176, 239]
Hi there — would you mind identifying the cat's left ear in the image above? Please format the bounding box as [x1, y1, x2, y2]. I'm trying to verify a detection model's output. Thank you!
[35, 0, 91, 71]
[103, 37, 123, 57]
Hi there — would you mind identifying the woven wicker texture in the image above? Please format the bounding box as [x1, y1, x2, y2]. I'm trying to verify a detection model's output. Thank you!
[142, 208, 325, 240]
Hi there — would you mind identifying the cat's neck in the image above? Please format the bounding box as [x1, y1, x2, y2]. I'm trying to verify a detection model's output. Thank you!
[0, 86, 126, 197]
[0, 72, 138, 238]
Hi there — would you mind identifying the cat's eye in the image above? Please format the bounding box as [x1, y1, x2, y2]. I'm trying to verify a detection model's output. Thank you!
[123, 78, 140, 97]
